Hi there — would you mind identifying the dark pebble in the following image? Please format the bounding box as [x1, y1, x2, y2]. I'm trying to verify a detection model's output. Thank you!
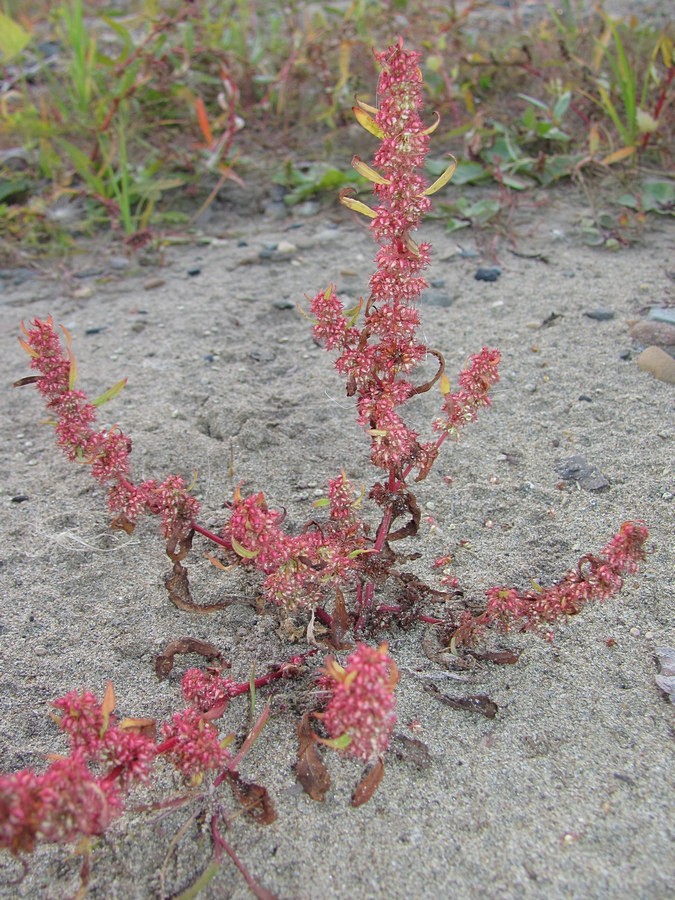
[85, 327, 105, 336]
[578, 394, 593, 402]
[237, 240, 248, 247]
[203, 354, 215, 363]
[187, 266, 201, 277]
[430, 279, 446, 289]
[11, 495, 30, 503]
[556, 455, 609, 491]
[475, 267, 502, 282]
[585, 308, 615, 321]
[273, 300, 295, 310]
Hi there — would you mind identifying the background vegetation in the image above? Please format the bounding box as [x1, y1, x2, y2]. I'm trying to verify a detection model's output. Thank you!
[0, 0, 673, 254]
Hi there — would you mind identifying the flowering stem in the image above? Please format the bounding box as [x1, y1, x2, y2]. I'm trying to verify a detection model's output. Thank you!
[191, 521, 231, 549]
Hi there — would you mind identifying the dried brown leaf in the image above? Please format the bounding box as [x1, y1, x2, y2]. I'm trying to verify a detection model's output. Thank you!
[327, 588, 353, 651]
[424, 681, 498, 718]
[467, 648, 521, 665]
[296, 713, 330, 802]
[351, 757, 385, 807]
[391, 734, 432, 769]
[226, 771, 276, 825]
[155, 636, 224, 680]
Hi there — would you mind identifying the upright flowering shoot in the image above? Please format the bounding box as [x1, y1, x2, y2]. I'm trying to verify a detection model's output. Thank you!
[310, 40, 494, 482]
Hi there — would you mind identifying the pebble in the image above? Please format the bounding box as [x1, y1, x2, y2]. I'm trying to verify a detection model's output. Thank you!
[636, 345, 675, 385]
[647, 307, 675, 326]
[143, 278, 165, 290]
[628, 320, 675, 349]
[556, 455, 610, 491]
[273, 300, 295, 310]
[109, 256, 129, 271]
[475, 266, 502, 282]
[187, 266, 201, 277]
[584, 308, 615, 321]
[294, 200, 321, 217]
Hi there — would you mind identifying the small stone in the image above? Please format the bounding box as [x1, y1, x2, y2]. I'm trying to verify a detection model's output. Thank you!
[109, 256, 129, 270]
[636, 346, 675, 385]
[556, 455, 609, 491]
[187, 266, 201, 277]
[578, 394, 592, 402]
[143, 278, 165, 290]
[585, 308, 615, 321]
[294, 200, 320, 217]
[629, 627, 641, 637]
[475, 266, 502, 282]
[273, 300, 295, 310]
[628, 320, 675, 349]
[72, 286, 93, 299]
[276, 240, 297, 255]
[647, 307, 675, 326]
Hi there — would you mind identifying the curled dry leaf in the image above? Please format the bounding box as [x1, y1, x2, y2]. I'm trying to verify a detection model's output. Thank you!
[351, 757, 385, 808]
[155, 636, 224, 680]
[226, 771, 276, 825]
[467, 648, 521, 665]
[423, 681, 498, 719]
[295, 712, 330, 802]
[327, 588, 353, 651]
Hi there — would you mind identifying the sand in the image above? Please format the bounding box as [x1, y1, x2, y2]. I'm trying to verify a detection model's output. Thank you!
[0, 159, 673, 899]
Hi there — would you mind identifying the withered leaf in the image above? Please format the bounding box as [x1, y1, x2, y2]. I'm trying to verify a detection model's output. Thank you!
[164, 560, 240, 615]
[296, 713, 330, 802]
[155, 636, 224, 680]
[327, 588, 353, 651]
[111, 513, 136, 535]
[424, 681, 498, 719]
[165, 528, 193, 563]
[467, 648, 521, 665]
[226, 771, 276, 825]
[391, 734, 432, 770]
[387, 490, 420, 542]
[351, 757, 385, 807]
[13, 375, 42, 388]
[118, 717, 157, 740]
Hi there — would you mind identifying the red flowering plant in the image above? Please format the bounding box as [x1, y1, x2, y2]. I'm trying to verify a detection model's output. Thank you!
[6, 39, 649, 884]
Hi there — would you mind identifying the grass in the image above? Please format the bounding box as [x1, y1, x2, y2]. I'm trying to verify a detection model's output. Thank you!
[0, 0, 673, 252]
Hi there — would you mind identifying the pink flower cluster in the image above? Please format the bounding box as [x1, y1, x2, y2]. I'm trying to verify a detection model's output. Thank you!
[160, 708, 229, 777]
[320, 643, 398, 763]
[453, 521, 650, 644]
[0, 681, 239, 856]
[434, 347, 502, 435]
[19, 317, 199, 539]
[309, 43, 500, 478]
[0, 689, 155, 855]
[221, 479, 368, 609]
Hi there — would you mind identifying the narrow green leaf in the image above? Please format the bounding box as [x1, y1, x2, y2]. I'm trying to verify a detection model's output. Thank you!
[92, 378, 127, 407]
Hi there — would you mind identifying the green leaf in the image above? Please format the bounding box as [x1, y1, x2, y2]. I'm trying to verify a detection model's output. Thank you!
[91, 378, 127, 407]
[0, 13, 31, 61]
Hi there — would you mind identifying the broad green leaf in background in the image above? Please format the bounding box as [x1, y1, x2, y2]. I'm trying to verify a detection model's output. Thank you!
[0, 13, 31, 61]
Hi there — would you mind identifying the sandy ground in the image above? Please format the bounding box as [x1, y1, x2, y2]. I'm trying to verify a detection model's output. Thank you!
[0, 167, 673, 900]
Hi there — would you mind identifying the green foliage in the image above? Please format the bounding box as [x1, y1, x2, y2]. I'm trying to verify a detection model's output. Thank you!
[0, 0, 673, 248]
